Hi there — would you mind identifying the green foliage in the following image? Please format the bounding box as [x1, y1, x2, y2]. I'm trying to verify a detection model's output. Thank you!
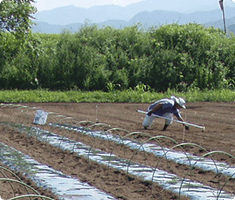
[0, 32, 42, 89]
[148, 23, 233, 91]
[0, 0, 37, 39]
[0, 89, 235, 103]
[0, 0, 39, 89]
[1, 22, 235, 92]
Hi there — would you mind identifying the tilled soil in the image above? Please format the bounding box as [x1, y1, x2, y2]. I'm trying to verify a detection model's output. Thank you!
[0, 102, 235, 200]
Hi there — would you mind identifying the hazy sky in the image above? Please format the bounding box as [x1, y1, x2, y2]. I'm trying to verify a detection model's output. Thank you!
[34, 0, 144, 11]
[0, 0, 233, 12]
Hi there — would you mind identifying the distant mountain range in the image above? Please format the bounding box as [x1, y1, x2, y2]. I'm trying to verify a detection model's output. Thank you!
[32, 1, 235, 34]
[34, 0, 235, 24]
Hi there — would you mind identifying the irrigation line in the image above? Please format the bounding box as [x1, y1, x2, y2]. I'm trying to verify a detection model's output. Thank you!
[0, 166, 23, 182]
[149, 141, 194, 197]
[2, 104, 235, 199]
[89, 123, 111, 129]
[45, 131, 51, 142]
[0, 165, 38, 198]
[124, 135, 150, 171]
[107, 150, 114, 173]
[53, 115, 66, 118]
[51, 122, 235, 192]
[122, 132, 151, 139]
[147, 136, 183, 194]
[203, 150, 235, 161]
[73, 124, 116, 168]
[25, 125, 36, 142]
[99, 129, 115, 152]
[87, 139, 96, 166]
[146, 136, 178, 168]
[71, 142, 77, 154]
[30, 107, 39, 110]
[172, 143, 210, 168]
[107, 128, 137, 159]
[0, 178, 44, 200]
[126, 136, 177, 176]
[84, 124, 235, 198]
[178, 162, 207, 199]
[202, 151, 235, 198]
[77, 120, 95, 126]
[122, 132, 147, 149]
[144, 135, 179, 168]
[8, 124, 235, 199]
[150, 149, 174, 194]
[58, 136, 65, 148]
[171, 143, 235, 199]
[9, 194, 54, 200]
[178, 175, 188, 200]
[147, 135, 178, 145]
[47, 111, 56, 115]
[52, 118, 72, 140]
[77, 125, 99, 162]
[108, 129, 131, 145]
[126, 141, 145, 175]
[220, 171, 235, 199]
[0, 167, 17, 198]
[107, 128, 130, 133]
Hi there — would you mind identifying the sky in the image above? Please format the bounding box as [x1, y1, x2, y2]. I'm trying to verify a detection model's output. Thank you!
[34, 0, 235, 12]
[34, 0, 144, 12]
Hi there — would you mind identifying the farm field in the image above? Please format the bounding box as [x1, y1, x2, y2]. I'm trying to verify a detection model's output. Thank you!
[0, 102, 235, 200]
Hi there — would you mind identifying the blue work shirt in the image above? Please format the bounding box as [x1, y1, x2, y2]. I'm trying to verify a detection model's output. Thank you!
[149, 98, 181, 118]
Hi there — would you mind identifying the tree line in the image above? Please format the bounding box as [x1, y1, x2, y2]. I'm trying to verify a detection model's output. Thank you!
[1, 1, 235, 92]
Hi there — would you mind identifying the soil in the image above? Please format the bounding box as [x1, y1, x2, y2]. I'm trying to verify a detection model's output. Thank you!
[1, 102, 235, 200]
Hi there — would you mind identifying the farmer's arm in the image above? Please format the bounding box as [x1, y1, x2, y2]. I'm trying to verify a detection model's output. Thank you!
[177, 115, 184, 122]
[175, 113, 189, 130]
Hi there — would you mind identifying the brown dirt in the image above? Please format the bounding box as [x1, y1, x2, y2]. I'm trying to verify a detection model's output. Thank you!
[0, 102, 235, 200]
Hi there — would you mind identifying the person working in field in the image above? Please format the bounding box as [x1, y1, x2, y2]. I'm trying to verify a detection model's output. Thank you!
[143, 96, 189, 131]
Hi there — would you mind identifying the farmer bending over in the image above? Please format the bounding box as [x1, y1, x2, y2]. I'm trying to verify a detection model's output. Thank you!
[143, 96, 189, 131]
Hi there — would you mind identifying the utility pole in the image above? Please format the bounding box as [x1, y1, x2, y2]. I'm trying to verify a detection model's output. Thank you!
[219, 0, 226, 33]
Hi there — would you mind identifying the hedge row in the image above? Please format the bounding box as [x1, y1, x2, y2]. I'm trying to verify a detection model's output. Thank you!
[0, 23, 235, 91]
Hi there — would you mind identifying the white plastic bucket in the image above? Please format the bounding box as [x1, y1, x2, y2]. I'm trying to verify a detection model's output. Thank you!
[33, 110, 48, 125]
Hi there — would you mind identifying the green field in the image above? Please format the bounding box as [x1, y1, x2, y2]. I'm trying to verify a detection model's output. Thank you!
[0, 88, 234, 103]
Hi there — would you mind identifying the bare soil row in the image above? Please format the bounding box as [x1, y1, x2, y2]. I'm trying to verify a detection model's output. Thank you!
[0, 102, 235, 199]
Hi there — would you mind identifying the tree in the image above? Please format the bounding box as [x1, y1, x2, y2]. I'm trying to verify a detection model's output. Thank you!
[0, 0, 37, 38]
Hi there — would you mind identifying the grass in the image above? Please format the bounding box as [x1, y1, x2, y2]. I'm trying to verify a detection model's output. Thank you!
[0, 88, 234, 103]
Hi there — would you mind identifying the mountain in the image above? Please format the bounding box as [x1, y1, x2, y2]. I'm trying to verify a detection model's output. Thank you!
[205, 16, 235, 29]
[129, 7, 235, 26]
[34, 5, 127, 25]
[32, 7, 235, 34]
[229, 24, 235, 32]
[33, 0, 235, 25]
[32, 21, 83, 34]
[126, 0, 235, 13]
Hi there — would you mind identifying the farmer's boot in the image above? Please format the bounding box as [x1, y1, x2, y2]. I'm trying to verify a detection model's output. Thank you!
[162, 124, 168, 131]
